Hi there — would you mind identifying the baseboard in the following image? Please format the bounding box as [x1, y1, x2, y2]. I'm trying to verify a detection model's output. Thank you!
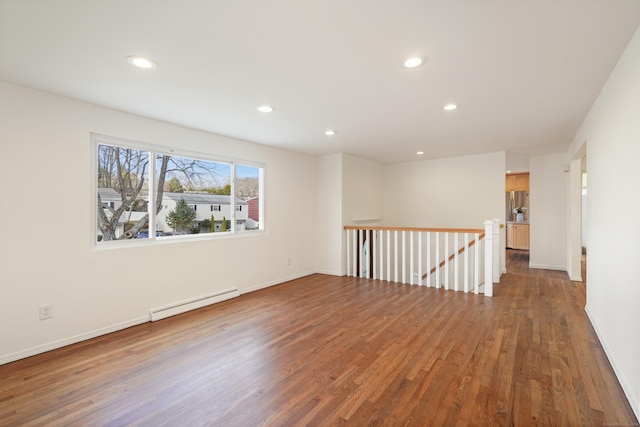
[569, 275, 583, 282]
[239, 270, 316, 295]
[528, 263, 566, 271]
[150, 288, 239, 321]
[0, 316, 149, 365]
[585, 305, 640, 420]
[315, 269, 344, 276]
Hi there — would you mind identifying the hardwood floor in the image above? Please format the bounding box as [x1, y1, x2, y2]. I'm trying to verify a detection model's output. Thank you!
[1, 251, 636, 426]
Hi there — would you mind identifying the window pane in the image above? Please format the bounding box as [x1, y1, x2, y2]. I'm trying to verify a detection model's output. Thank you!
[236, 164, 262, 231]
[97, 144, 150, 242]
[156, 154, 232, 236]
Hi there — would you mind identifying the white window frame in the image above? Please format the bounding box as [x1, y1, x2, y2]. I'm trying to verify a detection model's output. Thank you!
[91, 133, 265, 248]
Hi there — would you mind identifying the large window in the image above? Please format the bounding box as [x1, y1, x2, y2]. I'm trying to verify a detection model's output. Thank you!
[94, 134, 264, 244]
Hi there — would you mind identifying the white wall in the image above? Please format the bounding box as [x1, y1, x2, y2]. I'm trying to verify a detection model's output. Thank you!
[566, 25, 640, 419]
[382, 152, 505, 228]
[0, 81, 317, 363]
[315, 153, 343, 275]
[528, 154, 568, 271]
[506, 152, 530, 173]
[342, 154, 384, 225]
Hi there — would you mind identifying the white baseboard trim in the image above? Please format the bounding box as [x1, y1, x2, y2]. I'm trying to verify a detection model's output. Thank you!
[585, 305, 640, 420]
[314, 269, 343, 276]
[149, 288, 239, 321]
[0, 316, 149, 366]
[528, 263, 566, 271]
[239, 270, 316, 295]
[569, 275, 583, 282]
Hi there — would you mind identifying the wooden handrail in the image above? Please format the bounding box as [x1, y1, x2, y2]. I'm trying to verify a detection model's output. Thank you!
[344, 225, 485, 234]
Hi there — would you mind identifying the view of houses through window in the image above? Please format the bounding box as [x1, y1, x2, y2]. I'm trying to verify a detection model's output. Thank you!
[96, 137, 263, 243]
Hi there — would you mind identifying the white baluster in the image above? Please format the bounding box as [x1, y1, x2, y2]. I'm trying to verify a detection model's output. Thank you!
[418, 232, 423, 286]
[402, 230, 406, 284]
[394, 230, 398, 283]
[464, 233, 470, 293]
[453, 233, 459, 291]
[410, 231, 414, 285]
[379, 229, 384, 280]
[386, 230, 391, 282]
[358, 229, 364, 278]
[474, 232, 480, 294]
[444, 232, 450, 290]
[346, 229, 351, 276]
[435, 232, 440, 288]
[372, 229, 377, 280]
[426, 232, 431, 287]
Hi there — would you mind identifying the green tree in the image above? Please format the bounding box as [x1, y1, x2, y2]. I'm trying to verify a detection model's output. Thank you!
[168, 177, 184, 193]
[221, 216, 227, 232]
[166, 198, 197, 232]
[210, 214, 215, 232]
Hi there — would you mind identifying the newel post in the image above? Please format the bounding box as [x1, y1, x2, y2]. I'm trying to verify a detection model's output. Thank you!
[483, 220, 494, 297]
[492, 218, 501, 284]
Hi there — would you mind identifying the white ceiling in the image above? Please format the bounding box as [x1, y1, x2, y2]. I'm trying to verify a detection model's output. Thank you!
[1, 1, 639, 164]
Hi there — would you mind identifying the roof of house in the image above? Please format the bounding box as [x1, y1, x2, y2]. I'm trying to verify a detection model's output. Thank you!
[164, 192, 247, 205]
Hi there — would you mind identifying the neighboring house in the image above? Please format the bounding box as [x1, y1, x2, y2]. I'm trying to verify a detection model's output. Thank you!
[246, 197, 260, 230]
[98, 189, 248, 235]
[97, 187, 148, 238]
[159, 192, 248, 232]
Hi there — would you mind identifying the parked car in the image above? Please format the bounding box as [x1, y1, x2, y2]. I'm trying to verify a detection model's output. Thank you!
[135, 230, 164, 238]
[161, 231, 187, 236]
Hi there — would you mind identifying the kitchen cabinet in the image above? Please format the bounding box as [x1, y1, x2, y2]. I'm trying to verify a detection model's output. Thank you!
[506, 173, 529, 191]
[506, 223, 529, 250]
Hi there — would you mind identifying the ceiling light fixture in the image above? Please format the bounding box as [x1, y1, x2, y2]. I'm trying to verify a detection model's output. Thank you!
[126, 56, 157, 69]
[257, 105, 274, 113]
[417, 151, 424, 155]
[403, 57, 423, 69]
[325, 130, 336, 136]
[443, 104, 457, 111]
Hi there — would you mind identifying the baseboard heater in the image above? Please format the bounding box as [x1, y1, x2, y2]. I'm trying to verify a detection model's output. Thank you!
[149, 288, 240, 322]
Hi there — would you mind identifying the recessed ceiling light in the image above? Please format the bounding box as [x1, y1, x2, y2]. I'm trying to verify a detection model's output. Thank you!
[325, 130, 336, 136]
[403, 57, 424, 69]
[257, 105, 274, 113]
[417, 151, 424, 155]
[126, 56, 157, 69]
[443, 104, 457, 111]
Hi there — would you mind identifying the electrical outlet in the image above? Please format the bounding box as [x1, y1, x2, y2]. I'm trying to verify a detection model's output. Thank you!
[39, 304, 53, 320]
[287, 258, 292, 266]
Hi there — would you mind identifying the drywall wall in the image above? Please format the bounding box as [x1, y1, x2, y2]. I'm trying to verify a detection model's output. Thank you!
[528, 154, 568, 271]
[0, 81, 318, 363]
[506, 152, 530, 173]
[315, 153, 344, 275]
[382, 152, 506, 228]
[566, 25, 640, 419]
[342, 154, 384, 225]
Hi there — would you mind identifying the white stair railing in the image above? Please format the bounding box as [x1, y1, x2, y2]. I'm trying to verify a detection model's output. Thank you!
[344, 221, 503, 297]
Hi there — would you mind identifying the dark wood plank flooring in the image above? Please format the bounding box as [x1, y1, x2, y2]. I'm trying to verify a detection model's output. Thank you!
[0, 250, 637, 426]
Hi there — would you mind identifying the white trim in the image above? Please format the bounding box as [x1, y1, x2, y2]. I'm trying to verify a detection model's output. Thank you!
[240, 271, 316, 295]
[149, 289, 239, 321]
[528, 263, 567, 271]
[315, 269, 344, 277]
[0, 316, 148, 365]
[585, 306, 640, 420]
